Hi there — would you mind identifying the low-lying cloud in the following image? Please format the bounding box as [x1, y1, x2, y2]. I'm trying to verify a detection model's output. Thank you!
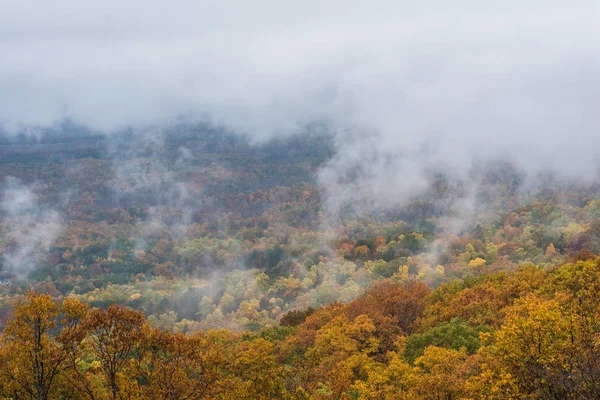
[1, 1, 599, 216]
[0, 177, 63, 278]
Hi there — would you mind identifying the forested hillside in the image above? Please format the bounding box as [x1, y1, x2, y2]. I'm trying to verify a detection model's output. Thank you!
[2, 0, 599, 397]
[1, 125, 600, 398]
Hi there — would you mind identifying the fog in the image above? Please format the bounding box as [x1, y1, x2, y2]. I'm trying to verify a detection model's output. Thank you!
[0, 178, 63, 278]
[1, 0, 600, 215]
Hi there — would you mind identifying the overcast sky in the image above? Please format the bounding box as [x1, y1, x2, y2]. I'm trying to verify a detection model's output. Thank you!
[2, 1, 600, 208]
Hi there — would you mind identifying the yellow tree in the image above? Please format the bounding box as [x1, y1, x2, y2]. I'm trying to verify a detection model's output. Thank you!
[134, 328, 225, 399]
[480, 291, 600, 399]
[56, 298, 99, 400]
[353, 350, 415, 399]
[0, 292, 86, 400]
[229, 338, 286, 399]
[305, 314, 380, 399]
[81, 304, 146, 400]
[409, 346, 471, 400]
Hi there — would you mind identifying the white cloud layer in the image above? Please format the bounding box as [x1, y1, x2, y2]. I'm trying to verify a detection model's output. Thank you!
[1, 1, 599, 212]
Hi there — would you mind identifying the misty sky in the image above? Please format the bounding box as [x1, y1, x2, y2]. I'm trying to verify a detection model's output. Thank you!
[2, 1, 600, 205]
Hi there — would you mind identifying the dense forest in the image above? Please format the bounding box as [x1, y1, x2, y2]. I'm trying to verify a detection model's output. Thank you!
[2, 0, 599, 397]
[1, 124, 600, 399]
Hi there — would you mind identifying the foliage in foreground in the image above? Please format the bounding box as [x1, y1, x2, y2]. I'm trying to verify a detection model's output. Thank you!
[2, 257, 600, 399]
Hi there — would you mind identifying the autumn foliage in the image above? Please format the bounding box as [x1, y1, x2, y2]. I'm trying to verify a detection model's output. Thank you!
[1, 257, 600, 399]
[3, 132, 600, 398]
